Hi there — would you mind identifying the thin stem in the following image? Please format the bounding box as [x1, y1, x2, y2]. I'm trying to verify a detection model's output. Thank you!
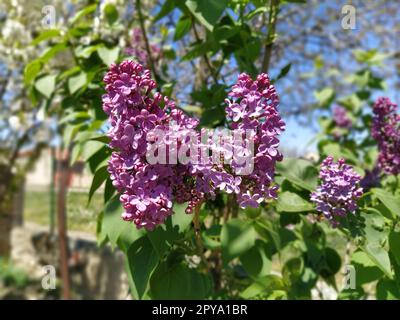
[57, 148, 71, 300]
[191, 20, 219, 84]
[193, 203, 209, 271]
[223, 196, 231, 223]
[136, 0, 158, 80]
[229, 194, 239, 218]
[261, 0, 280, 73]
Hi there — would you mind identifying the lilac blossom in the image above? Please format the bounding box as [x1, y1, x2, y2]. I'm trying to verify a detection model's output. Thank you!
[103, 61, 285, 229]
[371, 97, 400, 175]
[225, 73, 285, 208]
[333, 105, 352, 129]
[103, 60, 198, 230]
[310, 156, 363, 227]
[125, 28, 161, 67]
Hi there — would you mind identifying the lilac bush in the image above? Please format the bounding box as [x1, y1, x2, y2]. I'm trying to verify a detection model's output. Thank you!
[371, 97, 400, 175]
[332, 105, 352, 129]
[310, 156, 363, 227]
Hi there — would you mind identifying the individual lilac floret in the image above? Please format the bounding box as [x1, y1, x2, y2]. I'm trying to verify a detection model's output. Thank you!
[333, 105, 352, 129]
[371, 97, 400, 175]
[225, 73, 285, 208]
[310, 156, 363, 227]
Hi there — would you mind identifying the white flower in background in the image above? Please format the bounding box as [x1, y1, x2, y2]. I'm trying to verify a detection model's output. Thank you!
[9, 115, 21, 130]
[37, 107, 45, 122]
[11, 0, 23, 16]
[2, 19, 25, 40]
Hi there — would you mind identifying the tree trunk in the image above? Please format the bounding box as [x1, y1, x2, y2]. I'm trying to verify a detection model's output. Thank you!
[0, 164, 13, 257]
[12, 177, 25, 227]
[57, 149, 71, 299]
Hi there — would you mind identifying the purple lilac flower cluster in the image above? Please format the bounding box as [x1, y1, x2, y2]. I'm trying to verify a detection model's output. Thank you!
[333, 105, 352, 129]
[125, 28, 161, 68]
[310, 156, 363, 227]
[103, 61, 285, 229]
[224, 73, 286, 208]
[371, 97, 400, 175]
[103, 60, 199, 230]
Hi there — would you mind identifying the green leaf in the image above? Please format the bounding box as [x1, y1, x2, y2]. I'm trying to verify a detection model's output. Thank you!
[338, 94, 363, 113]
[314, 56, 324, 69]
[277, 191, 314, 212]
[255, 220, 281, 252]
[97, 46, 120, 66]
[24, 60, 42, 86]
[40, 43, 68, 62]
[70, 142, 82, 165]
[221, 219, 257, 263]
[200, 106, 225, 126]
[68, 72, 87, 94]
[88, 146, 111, 173]
[63, 123, 85, 147]
[351, 251, 384, 286]
[353, 49, 390, 66]
[83, 140, 106, 162]
[368, 75, 386, 90]
[372, 188, 400, 218]
[283, 257, 304, 284]
[321, 142, 358, 164]
[314, 87, 335, 108]
[376, 278, 400, 300]
[104, 4, 118, 25]
[213, 25, 238, 41]
[88, 165, 108, 204]
[361, 243, 392, 279]
[150, 262, 211, 299]
[337, 288, 365, 300]
[90, 134, 110, 144]
[389, 231, 400, 266]
[240, 275, 286, 299]
[185, 0, 227, 31]
[102, 196, 125, 246]
[171, 203, 193, 233]
[101, 195, 145, 248]
[59, 66, 80, 81]
[125, 237, 159, 299]
[240, 240, 271, 278]
[31, 29, 61, 46]
[70, 4, 98, 25]
[275, 63, 291, 82]
[244, 207, 262, 219]
[154, 0, 176, 22]
[276, 157, 318, 191]
[321, 247, 342, 278]
[75, 44, 102, 58]
[104, 178, 115, 203]
[147, 218, 182, 258]
[174, 15, 192, 40]
[59, 111, 90, 125]
[35, 74, 56, 98]
[245, 7, 267, 20]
